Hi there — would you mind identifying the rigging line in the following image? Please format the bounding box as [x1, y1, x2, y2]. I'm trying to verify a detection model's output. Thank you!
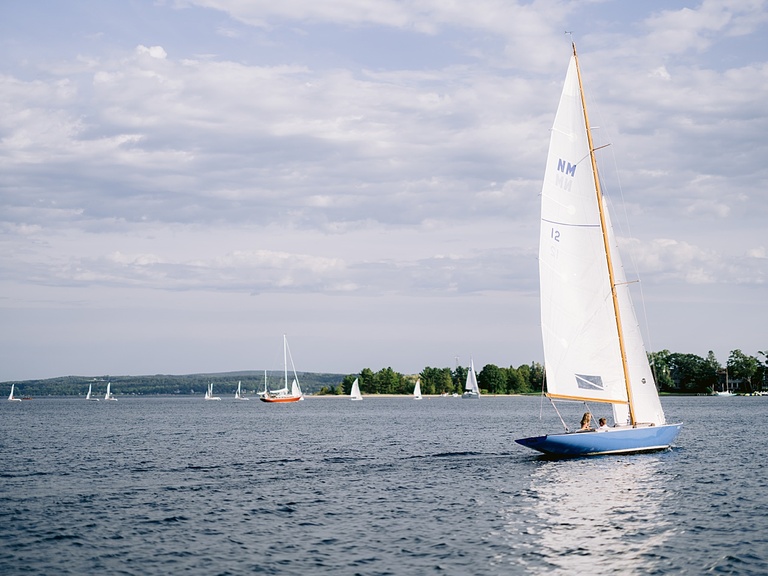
[595, 103, 658, 367]
[549, 397, 570, 432]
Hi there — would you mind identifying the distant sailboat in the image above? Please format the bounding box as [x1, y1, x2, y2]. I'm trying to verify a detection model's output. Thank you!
[204, 382, 221, 401]
[714, 369, 735, 396]
[413, 379, 422, 400]
[86, 383, 99, 401]
[258, 370, 269, 399]
[260, 335, 304, 403]
[8, 384, 21, 402]
[514, 42, 682, 457]
[234, 381, 249, 400]
[350, 377, 363, 401]
[104, 382, 117, 401]
[462, 358, 480, 399]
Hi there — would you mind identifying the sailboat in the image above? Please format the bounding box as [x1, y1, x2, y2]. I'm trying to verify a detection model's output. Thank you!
[462, 358, 480, 399]
[234, 381, 249, 400]
[260, 335, 304, 403]
[204, 382, 221, 401]
[350, 377, 363, 401]
[8, 384, 22, 402]
[413, 379, 422, 400]
[515, 43, 682, 457]
[714, 369, 735, 396]
[85, 383, 99, 401]
[104, 382, 117, 401]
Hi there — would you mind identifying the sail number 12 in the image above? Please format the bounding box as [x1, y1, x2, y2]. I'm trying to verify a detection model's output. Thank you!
[550, 228, 560, 258]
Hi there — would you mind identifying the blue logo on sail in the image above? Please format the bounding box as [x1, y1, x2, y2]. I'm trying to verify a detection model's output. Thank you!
[575, 374, 604, 391]
[557, 158, 576, 177]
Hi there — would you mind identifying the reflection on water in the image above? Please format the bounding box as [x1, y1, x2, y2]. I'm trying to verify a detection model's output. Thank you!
[500, 455, 674, 574]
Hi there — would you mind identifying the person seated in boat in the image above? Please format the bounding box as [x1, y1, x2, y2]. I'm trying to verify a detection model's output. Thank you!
[597, 417, 610, 432]
[579, 412, 593, 431]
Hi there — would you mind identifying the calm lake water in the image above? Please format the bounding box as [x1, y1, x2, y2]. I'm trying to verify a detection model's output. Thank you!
[1, 395, 766, 575]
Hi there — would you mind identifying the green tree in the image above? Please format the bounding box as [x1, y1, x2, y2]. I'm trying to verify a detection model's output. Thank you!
[420, 367, 452, 395]
[758, 350, 768, 392]
[359, 368, 375, 394]
[478, 364, 506, 394]
[340, 374, 358, 395]
[667, 352, 709, 393]
[452, 365, 468, 395]
[702, 350, 721, 393]
[507, 364, 536, 393]
[375, 367, 402, 395]
[528, 362, 544, 392]
[728, 350, 760, 393]
[648, 350, 674, 391]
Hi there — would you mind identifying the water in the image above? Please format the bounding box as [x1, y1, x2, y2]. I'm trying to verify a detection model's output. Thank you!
[1, 395, 766, 575]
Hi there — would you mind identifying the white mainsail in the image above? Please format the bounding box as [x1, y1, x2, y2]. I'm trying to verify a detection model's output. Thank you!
[235, 381, 249, 400]
[463, 358, 480, 398]
[350, 377, 362, 401]
[539, 53, 665, 426]
[104, 381, 117, 401]
[86, 383, 99, 401]
[205, 382, 221, 401]
[413, 379, 422, 400]
[8, 384, 21, 401]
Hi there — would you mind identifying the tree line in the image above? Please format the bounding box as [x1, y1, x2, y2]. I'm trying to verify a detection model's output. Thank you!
[319, 362, 545, 396]
[1, 371, 343, 398]
[650, 349, 766, 394]
[4, 348, 765, 397]
[321, 348, 767, 396]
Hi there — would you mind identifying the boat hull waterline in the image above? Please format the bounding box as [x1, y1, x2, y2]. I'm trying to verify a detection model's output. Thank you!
[259, 396, 302, 403]
[515, 423, 682, 457]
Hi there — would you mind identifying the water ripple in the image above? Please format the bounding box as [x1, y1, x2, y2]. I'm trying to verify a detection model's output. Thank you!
[0, 396, 767, 574]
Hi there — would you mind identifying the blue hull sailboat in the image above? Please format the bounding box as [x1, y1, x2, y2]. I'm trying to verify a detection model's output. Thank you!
[517, 423, 683, 458]
[515, 42, 682, 458]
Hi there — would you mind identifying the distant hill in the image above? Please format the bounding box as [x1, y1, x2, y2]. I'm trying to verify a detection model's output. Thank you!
[1, 371, 348, 397]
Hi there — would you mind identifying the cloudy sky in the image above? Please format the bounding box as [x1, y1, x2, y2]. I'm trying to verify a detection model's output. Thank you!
[1, 0, 766, 381]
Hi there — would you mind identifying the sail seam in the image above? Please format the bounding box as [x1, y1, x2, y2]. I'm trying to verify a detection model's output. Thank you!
[541, 218, 600, 228]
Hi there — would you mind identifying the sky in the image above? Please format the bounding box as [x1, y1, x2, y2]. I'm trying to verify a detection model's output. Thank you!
[1, 0, 766, 381]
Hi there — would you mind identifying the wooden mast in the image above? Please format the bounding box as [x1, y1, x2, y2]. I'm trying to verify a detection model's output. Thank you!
[571, 42, 636, 425]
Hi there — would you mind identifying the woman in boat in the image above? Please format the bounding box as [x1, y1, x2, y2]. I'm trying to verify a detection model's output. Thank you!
[579, 412, 593, 431]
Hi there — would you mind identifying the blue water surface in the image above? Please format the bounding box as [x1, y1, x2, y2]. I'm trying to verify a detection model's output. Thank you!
[0, 395, 765, 575]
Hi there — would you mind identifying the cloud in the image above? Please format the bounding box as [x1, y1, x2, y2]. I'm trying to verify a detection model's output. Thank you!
[1, 1, 767, 379]
[182, 0, 559, 36]
[136, 45, 168, 59]
[643, 0, 768, 54]
[621, 237, 766, 286]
